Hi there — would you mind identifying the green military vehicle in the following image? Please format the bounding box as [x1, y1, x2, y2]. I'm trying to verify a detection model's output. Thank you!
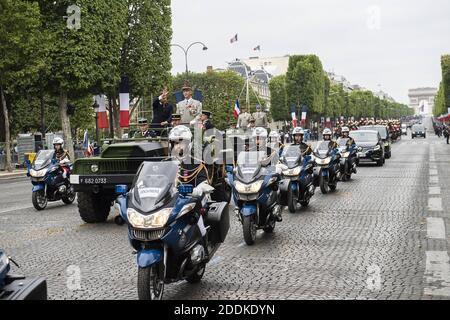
[70, 138, 168, 223]
[71, 135, 232, 224]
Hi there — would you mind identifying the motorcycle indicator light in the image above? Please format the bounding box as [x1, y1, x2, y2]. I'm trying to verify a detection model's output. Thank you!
[178, 184, 194, 195]
[115, 185, 128, 194]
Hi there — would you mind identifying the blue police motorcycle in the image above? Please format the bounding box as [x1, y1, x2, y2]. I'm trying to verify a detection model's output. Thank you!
[27, 150, 75, 210]
[337, 138, 357, 181]
[278, 145, 316, 213]
[312, 141, 341, 194]
[116, 161, 229, 300]
[227, 151, 282, 246]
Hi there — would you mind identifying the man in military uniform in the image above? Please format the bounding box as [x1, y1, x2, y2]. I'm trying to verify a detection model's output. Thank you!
[170, 114, 182, 128]
[176, 82, 202, 126]
[237, 106, 251, 130]
[201, 110, 214, 131]
[252, 104, 268, 127]
[248, 117, 256, 131]
[134, 118, 152, 138]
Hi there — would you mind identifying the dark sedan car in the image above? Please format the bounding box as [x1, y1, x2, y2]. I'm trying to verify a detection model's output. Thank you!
[349, 130, 385, 167]
[359, 125, 392, 159]
[411, 124, 426, 139]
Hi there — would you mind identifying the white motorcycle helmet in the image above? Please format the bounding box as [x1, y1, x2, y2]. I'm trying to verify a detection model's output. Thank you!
[168, 125, 192, 160]
[323, 128, 332, 136]
[268, 131, 280, 143]
[252, 127, 268, 139]
[53, 137, 64, 148]
[292, 127, 305, 136]
[341, 127, 350, 134]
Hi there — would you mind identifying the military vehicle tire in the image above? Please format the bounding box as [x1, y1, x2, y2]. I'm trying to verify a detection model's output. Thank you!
[78, 192, 111, 223]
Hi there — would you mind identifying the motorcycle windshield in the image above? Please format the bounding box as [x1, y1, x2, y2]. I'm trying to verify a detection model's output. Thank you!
[236, 151, 265, 183]
[337, 138, 348, 152]
[281, 145, 301, 169]
[132, 161, 179, 214]
[33, 150, 54, 170]
[314, 141, 331, 159]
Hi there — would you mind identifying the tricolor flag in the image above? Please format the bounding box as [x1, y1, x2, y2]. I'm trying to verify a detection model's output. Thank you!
[290, 106, 297, 128]
[233, 98, 240, 119]
[119, 76, 130, 128]
[300, 111, 307, 126]
[253, 45, 261, 51]
[83, 130, 94, 157]
[230, 34, 238, 44]
[95, 95, 109, 129]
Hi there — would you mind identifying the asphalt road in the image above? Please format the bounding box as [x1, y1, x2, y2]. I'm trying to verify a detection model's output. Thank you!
[1, 123, 449, 300]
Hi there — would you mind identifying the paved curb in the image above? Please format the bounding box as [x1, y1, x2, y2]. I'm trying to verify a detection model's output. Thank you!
[0, 171, 27, 180]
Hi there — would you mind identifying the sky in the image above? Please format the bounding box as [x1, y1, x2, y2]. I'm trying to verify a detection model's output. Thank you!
[171, 0, 450, 104]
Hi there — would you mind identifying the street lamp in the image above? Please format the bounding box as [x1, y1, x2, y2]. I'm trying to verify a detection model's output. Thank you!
[171, 42, 208, 75]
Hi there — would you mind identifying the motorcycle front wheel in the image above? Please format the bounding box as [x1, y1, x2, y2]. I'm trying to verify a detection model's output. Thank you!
[319, 175, 329, 194]
[62, 186, 76, 205]
[287, 187, 296, 213]
[32, 190, 48, 210]
[243, 215, 257, 245]
[137, 264, 164, 300]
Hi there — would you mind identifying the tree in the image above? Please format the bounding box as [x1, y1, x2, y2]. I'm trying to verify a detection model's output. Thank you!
[38, 0, 128, 158]
[0, 0, 44, 171]
[110, 0, 172, 137]
[441, 55, 450, 114]
[286, 55, 325, 120]
[434, 82, 445, 116]
[269, 75, 288, 121]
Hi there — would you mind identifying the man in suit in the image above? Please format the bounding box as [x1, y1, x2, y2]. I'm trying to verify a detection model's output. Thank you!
[252, 104, 268, 127]
[151, 89, 173, 136]
[176, 82, 202, 126]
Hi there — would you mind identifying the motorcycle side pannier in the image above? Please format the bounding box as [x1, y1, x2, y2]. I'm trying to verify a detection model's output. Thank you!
[205, 201, 230, 244]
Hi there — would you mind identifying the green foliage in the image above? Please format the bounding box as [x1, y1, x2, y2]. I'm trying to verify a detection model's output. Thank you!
[269, 75, 288, 121]
[434, 82, 446, 116]
[120, 0, 172, 99]
[171, 71, 247, 130]
[441, 55, 450, 113]
[286, 55, 325, 116]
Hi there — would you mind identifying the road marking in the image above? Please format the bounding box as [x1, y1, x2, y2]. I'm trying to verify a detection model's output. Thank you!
[428, 198, 443, 211]
[429, 169, 438, 176]
[237, 242, 246, 248]
[429, 186, 441, 195]
[424, 251, 450, 297]
[429, 176, 439, 184]
[0, 205, 33, 214]
[426, 218, 446, 239]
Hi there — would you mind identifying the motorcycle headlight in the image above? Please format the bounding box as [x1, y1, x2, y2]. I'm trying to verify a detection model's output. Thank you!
[282, 166, 301, 177]
[235, 180, 264, 194]
[127, 207, 172, 229]
[91, 164, 99, 173]
[315, 158, 331, 165]
[373, 145, 381, 151]
[341, 152, 350, 158]
[30, 168, 48, 178]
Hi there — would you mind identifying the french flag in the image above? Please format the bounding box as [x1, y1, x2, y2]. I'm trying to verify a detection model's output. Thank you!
[95, 95, 108, 129]
[119, 76, 130, 128]
[83, 130, 94, 157]
[291, 105, 297, 128]
[233, 99, 240, 119]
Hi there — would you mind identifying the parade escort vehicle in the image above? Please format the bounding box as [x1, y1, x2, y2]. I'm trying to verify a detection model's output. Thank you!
[115, 161, 229, 300]
[411, 124, 426, 139]
[27, 149, 76, 210]
[350, 130, 385, 167]
[359, 125, 392, 159]
[0, 249, 47, 300]
[70, 137, 168, 223]
[278, 145, 316, 213]
[312, 141, 341, 194]
[336, 137, 358, 181]
[227, 151, 282, 246]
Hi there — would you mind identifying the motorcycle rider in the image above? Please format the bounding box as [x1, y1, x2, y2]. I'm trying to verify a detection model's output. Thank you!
[268, 130, 284, 157]
[168, 125, 212, 237]
[52, 137, 71, 178]
[292, 127, 312, 155]
[340, 126, 357, 174]
[322, 128, 338, 150]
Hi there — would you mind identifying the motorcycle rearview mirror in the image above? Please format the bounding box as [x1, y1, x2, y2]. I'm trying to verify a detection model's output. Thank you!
[115, 184, 128, 194]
